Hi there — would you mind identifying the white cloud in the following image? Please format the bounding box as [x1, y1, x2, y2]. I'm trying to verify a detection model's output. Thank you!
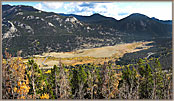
[62, 2, 137, 20]
[34, 3, 45, 11]
[94, 3, 121, 19]
[123, 3, 172, 20]
[64, 2, 86, 13]
[34, 2, 64, 11]
[33, 2, 172, 20]
[63, 2, 132, 20]
[43, 2, 64, 9]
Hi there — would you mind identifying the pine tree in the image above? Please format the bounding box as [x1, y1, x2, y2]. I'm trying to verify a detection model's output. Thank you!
[152, 58, 164, 99]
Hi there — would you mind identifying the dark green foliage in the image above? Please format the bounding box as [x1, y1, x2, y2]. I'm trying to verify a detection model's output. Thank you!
[70, 65, 88, 99]
[152, 58, 165, 99]
[49, 65, 60, 99]
[70, 67, 79, 96]
[118, 37, 172, 70]
[122, 66, 132, 86]
[137, 59, 146, 77]
[2, 52, 173, 99]
[78, 65, 87, 83]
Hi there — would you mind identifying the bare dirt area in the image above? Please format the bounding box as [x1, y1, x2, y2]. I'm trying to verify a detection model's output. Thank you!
[36, 41, 153, 58]
[33, 41, 153, 67]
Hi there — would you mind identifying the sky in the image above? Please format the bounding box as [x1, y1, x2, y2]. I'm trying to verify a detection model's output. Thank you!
[2, 1, 172, 20]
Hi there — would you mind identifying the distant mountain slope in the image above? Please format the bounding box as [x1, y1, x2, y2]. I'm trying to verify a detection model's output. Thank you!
[59, 13, 172, 37]
[151, 17, 172, 24]
[2, 5, 172, 57]
[117, 13, 172, 37]
[59, 13, 117, 23]
[59, 13, 118, 28]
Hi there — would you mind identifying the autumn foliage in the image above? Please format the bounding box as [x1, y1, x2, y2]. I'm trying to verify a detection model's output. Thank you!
[2, 52, 172, 99]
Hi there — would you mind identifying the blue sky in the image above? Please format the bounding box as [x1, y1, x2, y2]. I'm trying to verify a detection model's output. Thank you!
[2, 1, 172, 20]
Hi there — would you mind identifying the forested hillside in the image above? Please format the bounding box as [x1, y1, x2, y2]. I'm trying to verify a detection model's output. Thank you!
[2, 52, 173, 99]
[2, 5, 172, 57]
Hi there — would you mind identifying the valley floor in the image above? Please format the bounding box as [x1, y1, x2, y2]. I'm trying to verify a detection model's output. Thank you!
[29, 41, 153, 68]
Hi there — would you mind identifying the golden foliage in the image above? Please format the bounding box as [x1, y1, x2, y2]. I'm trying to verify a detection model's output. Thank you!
[2, 51, 31, 99]
[40, 93, 49, 99]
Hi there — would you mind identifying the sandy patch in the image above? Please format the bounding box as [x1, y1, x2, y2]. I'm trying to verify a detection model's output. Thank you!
[33, 41, 153, 67]
[35, 41, 153, 58]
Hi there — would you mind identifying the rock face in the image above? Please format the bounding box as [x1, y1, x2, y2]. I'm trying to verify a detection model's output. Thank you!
[3, 21, 18, 39]
[2, 5, 172, 57]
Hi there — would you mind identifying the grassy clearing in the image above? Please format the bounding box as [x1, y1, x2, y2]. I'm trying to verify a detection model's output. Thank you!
[30, 41, 153, 67]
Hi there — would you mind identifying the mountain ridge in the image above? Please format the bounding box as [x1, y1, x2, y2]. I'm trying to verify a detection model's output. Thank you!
[2, 5, 172, 57]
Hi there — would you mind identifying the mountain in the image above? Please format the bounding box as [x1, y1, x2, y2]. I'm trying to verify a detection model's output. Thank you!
[117, 13, 172, 37]
[58, 13, 118, 28]
[59, 13, 117, 23]
[60, 13, 172, 37]
[151, 17, 172, 24]
[2, 5, 172, 57]
[2, 5, 39, 18]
